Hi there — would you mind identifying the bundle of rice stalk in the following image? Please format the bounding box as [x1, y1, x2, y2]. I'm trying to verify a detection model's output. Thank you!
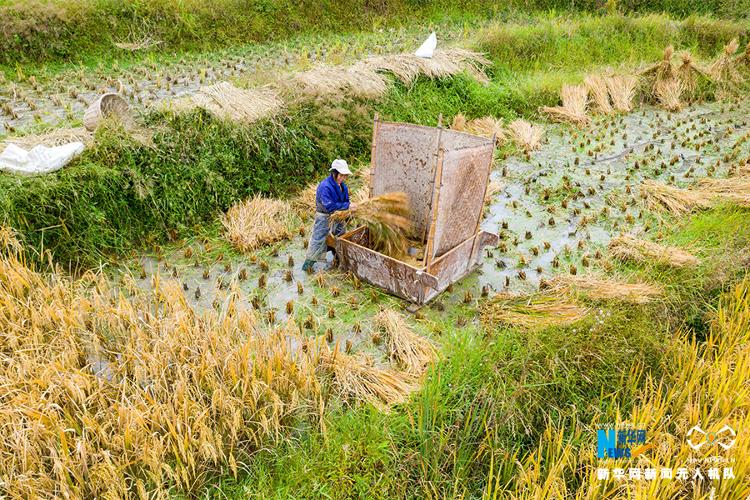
[291, 182, 319, 218]
[170, 81, 283, 124]
[640, 179, 714, 214]
[222, 195, 297, 252]
[654, 78, 684, 111]
[542, 273, 663, 304]
[451, 113, 505, 144]
[609, 234, 698, 267]
[318, 343, 417, 410]
[294, 65, 388, 99]
[508, 119, 544, 152]
[331, 192, 412, 257]
[697, 177, 750, 206]
[640, 45, 677, 96]
[676, 52, 711, 98]
[480, 293, 588, 331]
[541, 84, 590, 125]
[357, 48, 490, 86]
[374, 309, 436, 374]
[2, 126, 93, 149]
[605, 74, 638, 113]
[584, 75, 613, 114]
[708, 38, 743, 85]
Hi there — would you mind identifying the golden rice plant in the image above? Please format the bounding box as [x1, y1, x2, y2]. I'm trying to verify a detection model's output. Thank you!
[584, 75, 613, 114]
[605, 74, 638, 113]
[541, 84, 590, 124]
[542, 272, 663, 304]
[222, 195, 298, 252]
[508, 119, 544, 152]
[331, 192, 412, 257]
[608, 234, 699, 268]
[480, 293, 588, 331]
[374, 309, 436, 374]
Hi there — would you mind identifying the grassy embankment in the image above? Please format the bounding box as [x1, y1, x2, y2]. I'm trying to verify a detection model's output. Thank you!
[1, 13, 747, 270]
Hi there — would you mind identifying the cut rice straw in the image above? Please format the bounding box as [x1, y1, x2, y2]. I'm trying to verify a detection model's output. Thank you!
[542, 273, 663, 304]
[654, 78, 684, 111]
[451, 113, 505, 144]
[708, 38, 743, 86]
[480, 293, 588, 330]
[640, 180, 713, 214]
[609, 234, 699, 268]
[374, 309, 436, 374]
[508, 119, 544, 152]
[170, 81, 283, 124]
[541, 84, 590, 124]
[605, 74, 638, 113]
[584, 75, 613, 114]
[222, 195, 297, 252]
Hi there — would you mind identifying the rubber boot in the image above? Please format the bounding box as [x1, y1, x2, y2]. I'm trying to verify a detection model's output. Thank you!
[302, 259, 315, 273]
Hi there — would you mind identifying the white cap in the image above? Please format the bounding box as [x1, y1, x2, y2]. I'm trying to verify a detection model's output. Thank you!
[330, 158, 352, 175]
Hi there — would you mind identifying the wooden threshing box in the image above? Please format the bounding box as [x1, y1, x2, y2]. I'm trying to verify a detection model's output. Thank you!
[335, 116, 498, 304]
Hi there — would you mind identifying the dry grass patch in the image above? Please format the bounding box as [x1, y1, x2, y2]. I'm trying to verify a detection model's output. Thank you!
[480, 293, 588, 331]
[541, 84, 590, 124]
[609, 234, 699, 268]
[542, 273, 663, 304]
[508, 119, 544, 152]
[374, 309, 436, 374]
[222, 195, 297, 252]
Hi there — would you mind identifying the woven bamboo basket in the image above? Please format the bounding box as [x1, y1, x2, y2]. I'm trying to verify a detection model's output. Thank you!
[83, 93, 130, 131]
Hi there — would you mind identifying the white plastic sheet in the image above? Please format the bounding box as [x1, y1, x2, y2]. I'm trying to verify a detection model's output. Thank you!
[0, 142, 84, 175]
[414, 32, 437, 58]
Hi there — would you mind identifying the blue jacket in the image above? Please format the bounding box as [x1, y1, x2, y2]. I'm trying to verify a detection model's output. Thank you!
[316, 174, 350, 214]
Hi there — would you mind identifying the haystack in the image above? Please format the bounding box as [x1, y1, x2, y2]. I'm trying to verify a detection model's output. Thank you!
[222, 196, 296, 252]
[170, 82, 283, 124]
[480, 293, 588, 331]
[374, 309, 436, 374]
[640, 180, 713, 214]
[541, 84, 590, 124]
[584, 75, 613, 114]
[605, 74, 638, 113]
[542, 273, 663, 304]
[451, 114, 505, 144]
[609, 234, 698, 267]
[508, 119, 544, 152]
[331, 192, 412, 257]
[318, 344, 417, 410]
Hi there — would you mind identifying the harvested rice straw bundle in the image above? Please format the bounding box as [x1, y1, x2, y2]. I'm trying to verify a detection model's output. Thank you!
[2, 126, 93, 149]
[222, 195, 296, 252]
[640, 45, 677, 97]
[480, 293, 588, 331]
[542, 273, 663, 304]
[451, 113, 505, 144]
[508, 119, 544, 152]
[639, 180, 713, 214]
[609, 234, 698, 268]
[676, 52, 711, 98]
[605, 74, 638, 113]
[654, 78, 684, 111]
[541, 84, 590, 124]
[697, 177, 750, 206]
[357, 48, 490, 86]
[374, 309, 436, 374]
[331, 192, 412, 257]
[484, 179, 503, 206]
[294, 65, 388, 99]
[318, 343, 417, 410]
[171, 81, 283, 124]
[584, 75, 613, 114]
[292, 182, 319, 217]
[708, 38, 743, 86]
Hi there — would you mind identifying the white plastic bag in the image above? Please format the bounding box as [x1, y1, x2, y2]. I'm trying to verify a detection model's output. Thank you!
[0, 142, 84, 175]
[415, 32, 437, 59]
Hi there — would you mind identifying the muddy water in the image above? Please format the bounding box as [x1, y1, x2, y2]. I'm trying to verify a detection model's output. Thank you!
[109, 100, 750, 363]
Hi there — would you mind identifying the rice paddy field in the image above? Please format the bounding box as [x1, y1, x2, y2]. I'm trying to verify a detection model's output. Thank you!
[1, 1, 750, 498]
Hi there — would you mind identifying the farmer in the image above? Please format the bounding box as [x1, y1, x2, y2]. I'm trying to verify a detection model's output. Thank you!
[301, 159, 353, 272]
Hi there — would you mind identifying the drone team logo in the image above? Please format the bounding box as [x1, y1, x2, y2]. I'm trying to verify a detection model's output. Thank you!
[686, 425, 737, 451]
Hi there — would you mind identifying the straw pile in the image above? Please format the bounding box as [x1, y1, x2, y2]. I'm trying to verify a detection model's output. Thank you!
[1, 126, 92, 149]
[294, 64, 389, 98]
[697, 177, 750, 206]
[654, 78, 684, 111]
[331, 192, 412, 257]
[609, 234, 699, 267]
[708, 38, 743, 86]
[480, 293, 588, 330]
[222, 195, 296, 252]
[292, 182, 319, 217]
[451, 113, 505, 143]
[640, 180, 714, 214]
[542, 273, 663, 304]
[677, 52, 710, 97]
[170, 81, 283, 124]
[640, 45, 685, 110]
[374, 309, 436, 374]
[508, 119, 544, 152]
[584, 75, 613, 114]
[605, 74, 638, 112]
[318, 344, 416, 410]
[541, 84, 590, 124]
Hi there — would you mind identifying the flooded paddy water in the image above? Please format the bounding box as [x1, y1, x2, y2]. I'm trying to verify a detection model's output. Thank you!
[108, 99, 750, 363]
